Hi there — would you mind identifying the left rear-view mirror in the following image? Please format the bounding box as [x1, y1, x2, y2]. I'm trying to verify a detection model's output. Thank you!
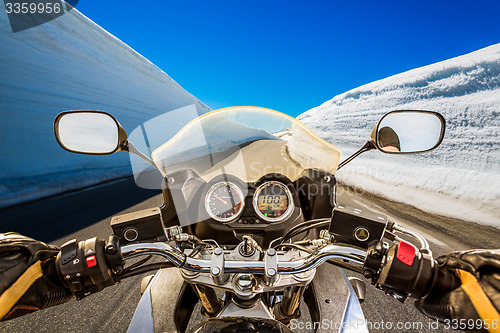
[54, 110, 128, 155]
[373, 110, 445, 154]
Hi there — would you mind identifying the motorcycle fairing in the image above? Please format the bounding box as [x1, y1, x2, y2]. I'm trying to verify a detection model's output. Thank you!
[127, 275, 156, 333]
[302, 263, 368, 333]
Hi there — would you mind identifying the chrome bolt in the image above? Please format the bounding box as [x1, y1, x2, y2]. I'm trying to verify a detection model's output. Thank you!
[267, 248, 276, 256]
[267, 268, 276, 277]
[214, 248, 223, 256]
[211, 267, 221, 275]
[235, 274, 254, 292]
[237, 275, 253, 287]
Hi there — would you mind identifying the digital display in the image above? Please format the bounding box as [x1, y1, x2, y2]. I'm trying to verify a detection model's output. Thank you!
[257, 194, 289, 218]
[254, 181, 294, 222]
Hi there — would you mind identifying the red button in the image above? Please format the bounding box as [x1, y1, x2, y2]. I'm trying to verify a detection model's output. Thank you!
[396, 240, 416, 266]
[86, 255, 97, 267]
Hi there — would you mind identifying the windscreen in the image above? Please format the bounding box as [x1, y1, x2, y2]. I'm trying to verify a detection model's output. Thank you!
[151, 106, 341, 182]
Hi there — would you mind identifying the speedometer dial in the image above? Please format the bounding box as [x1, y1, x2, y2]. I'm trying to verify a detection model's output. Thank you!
[205, 182, 245, 222]
[253, 181, 294, 222]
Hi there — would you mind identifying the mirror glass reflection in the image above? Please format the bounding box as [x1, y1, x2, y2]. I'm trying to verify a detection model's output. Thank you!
[376, 112, 443, 153]
[57, 112, 119, 154]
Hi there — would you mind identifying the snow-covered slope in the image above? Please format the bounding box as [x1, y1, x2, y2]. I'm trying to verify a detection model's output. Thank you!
[0, 9, 210, 208]
[299, 44, 500, 227]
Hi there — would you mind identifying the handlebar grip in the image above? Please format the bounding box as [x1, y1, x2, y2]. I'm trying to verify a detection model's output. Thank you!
[427, 264, 461, 296]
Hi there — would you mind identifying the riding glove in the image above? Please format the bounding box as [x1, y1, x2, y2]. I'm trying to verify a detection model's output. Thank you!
[415, 249, 500, 332]
[0, 233, 73, 321]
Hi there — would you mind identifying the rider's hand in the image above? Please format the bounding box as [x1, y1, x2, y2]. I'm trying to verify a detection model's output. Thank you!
[0, 233, 73, 321]
[415, 249, 500, 331]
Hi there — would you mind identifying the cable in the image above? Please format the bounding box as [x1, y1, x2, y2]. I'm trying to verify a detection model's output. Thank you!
[325, 259, 363, 273]
[292, 240, 311, 245]
[285, 218, 329, 238]
[121, 254, 152, 275]
[280, 220, 330, 244]
[188, 244, 206, 257]
[189, 235, 206, 246]
[275, 218, 330, 246]
[274, 243, 313, 253]
[119, 262, 175, 279]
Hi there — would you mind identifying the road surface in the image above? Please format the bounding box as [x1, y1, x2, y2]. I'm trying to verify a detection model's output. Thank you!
[0, 177, 498, 333]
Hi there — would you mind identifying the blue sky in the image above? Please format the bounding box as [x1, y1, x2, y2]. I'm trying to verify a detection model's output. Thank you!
[76, 1, 499, 117]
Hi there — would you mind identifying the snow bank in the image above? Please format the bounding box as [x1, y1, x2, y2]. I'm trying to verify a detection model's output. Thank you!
[0, 8, 210, 208]
[298, 44, 500, 227]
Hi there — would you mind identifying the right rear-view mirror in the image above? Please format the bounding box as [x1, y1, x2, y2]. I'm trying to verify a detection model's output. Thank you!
[373, 110, 446, 154]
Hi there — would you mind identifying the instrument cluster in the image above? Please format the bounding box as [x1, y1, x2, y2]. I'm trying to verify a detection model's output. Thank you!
[204, 178, 296, 226]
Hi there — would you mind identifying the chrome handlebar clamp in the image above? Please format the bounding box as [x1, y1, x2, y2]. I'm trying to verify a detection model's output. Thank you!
[211, 247, 229, 285]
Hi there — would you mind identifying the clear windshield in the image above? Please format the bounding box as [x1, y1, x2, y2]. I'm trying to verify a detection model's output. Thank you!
[151, 106, 341, 182]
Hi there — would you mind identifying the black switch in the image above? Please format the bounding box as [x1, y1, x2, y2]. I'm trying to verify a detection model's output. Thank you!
[70, 279, 83, 292]
[60, 239, 78, 265]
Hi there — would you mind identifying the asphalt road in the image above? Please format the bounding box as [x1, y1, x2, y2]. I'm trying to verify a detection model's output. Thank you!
[337, 185, 499, 333]
[0, 177, 498, 333]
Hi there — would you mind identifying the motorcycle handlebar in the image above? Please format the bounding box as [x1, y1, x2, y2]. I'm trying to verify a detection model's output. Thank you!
[57, 236, 460, 302]
[121, 241, 461, 301]
[120, 242, 367, 275]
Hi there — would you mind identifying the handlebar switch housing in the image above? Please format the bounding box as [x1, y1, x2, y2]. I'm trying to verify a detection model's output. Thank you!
[105, 235, 125, 274]
[362, 240, 386, 281]
[375, 240, 435, 299]
[363, 240, 459, 303]
[56, 237, 123, 300]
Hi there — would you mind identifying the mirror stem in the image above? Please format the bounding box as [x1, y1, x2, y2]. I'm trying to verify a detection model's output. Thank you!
[126, 141, 157, 169]
[337, 140, 375, 171]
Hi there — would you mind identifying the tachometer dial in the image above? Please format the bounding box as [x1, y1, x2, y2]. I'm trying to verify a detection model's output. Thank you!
[253, 181, 294, 222]
[205, 182, 245, 222]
